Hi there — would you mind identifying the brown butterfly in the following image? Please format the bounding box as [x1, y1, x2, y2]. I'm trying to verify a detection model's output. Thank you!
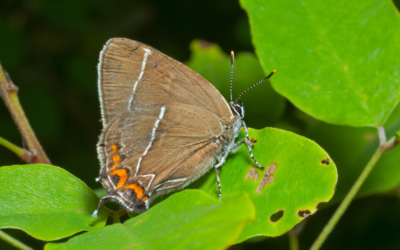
[93, 38, 275, 217]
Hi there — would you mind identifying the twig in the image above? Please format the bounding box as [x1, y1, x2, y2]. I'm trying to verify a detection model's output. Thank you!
[310, 127, 395, 250]
[0, 63, 50, 164]
[0, 230, 33, 250]
[377, 126, 386, 146]
[384, 134, 399, 151]
[288, 232, 299, 250]
[288, 220, 306, 250]
[0, 137, 36, 163]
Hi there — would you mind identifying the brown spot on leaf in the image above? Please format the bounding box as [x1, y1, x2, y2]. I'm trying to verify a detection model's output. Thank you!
[365, 133, 375, 141]
[134, 219, 143, 226]
[199, 40, 211, 49]
[245, 167, 258, 182]
[257, 163, 277, 193]
[321, 158, 330, 165]
[270, 210, 284, 223]
[297, 210, 311, 218]
[250, 138, 257, 148]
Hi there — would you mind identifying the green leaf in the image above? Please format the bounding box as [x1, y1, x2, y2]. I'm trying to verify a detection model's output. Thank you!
[241, 0, 400, 127]
[186, 40, 285, 128]
[0, 164, 107, 241]
[45, 190, 255, 250]
[305, 103, 400, 204]
[191, 128, 337, 241]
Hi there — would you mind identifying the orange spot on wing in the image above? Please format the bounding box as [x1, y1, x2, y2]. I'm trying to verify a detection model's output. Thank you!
[141, 196, 148, 201]
[111, 144, 118, 153]
[110, 169, 128, 189]
[124, 183, 144, 199]
[110, 154, 121, 170]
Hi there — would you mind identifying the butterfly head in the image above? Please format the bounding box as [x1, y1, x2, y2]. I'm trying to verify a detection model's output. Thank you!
[230, 98, 245, 118]
[229, 51, 276, 119]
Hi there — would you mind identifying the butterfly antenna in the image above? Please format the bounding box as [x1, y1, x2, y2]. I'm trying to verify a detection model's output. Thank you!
[230, 51, 235, 102]
[235, 69, 277, 103]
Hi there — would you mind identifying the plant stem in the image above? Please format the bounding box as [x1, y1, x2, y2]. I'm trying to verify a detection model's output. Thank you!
[113, 212, 121, 224]
[288, 219, 306, 250]
[0, 137, 35, 163]
[310, 143, 384, 249]
[288, 232, 299, 250]
[0, 230, 33, 250]
[0, 63, 50, 164]
[384, 134, 399, 151]
[377, 126, 386, 146]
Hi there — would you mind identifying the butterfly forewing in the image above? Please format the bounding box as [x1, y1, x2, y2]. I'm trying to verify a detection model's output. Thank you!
[98, 38, 232, 125]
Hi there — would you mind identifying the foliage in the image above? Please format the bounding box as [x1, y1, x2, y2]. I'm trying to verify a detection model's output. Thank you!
[241, 0, 400, 127]
[46, 191, 255, 250]
[0, 165, 107, 240]
[0, 0, 400, 249]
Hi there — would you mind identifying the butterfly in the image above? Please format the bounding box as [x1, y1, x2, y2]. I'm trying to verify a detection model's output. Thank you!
[93, 38, 275, 217]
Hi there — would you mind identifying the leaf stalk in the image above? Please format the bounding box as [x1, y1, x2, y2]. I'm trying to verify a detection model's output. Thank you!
[0, 63, 50, 164]
[310, 127, 397, 249]
[0, 230, 33, 250]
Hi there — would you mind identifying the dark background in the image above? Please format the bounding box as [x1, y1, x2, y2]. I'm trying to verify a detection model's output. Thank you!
[1, 1, 400, 249]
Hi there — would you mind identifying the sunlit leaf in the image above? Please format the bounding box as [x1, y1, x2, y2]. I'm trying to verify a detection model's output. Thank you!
[0, 164, 107, 241]
[45, 191, 255, 250]
[241, 0, 400, 127]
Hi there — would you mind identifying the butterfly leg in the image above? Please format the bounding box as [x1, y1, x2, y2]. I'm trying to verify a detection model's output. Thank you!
[232, 136, 257, 151]
[214, 153, 229, 201]
[214, 167, 222, 200]
[240, 121, 265, 170]
[232, 137, 246, 149]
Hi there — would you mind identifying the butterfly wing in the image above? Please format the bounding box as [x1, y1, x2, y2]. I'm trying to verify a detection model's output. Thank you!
[98, 38, 233, 126]
[97, 38, 234, 201]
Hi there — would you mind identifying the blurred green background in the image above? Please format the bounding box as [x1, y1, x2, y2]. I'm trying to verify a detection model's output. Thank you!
[1, 1, 400, 249]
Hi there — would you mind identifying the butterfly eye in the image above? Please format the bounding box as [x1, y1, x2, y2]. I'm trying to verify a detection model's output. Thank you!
[231, 103, 244, 117]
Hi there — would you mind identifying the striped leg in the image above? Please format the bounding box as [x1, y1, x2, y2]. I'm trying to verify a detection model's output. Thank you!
[232, 138, 246, 149]
[214, 167, 222, 200]
[232, 137, 257, 151]
[241, 121, 265, 170]
[214, 153, 228, 200]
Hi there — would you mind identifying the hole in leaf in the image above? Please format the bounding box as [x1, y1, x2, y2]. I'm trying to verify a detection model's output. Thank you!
[297, 210, 311, 218]
[257, 163, 277, 193]
[270, 210, 284, 223]
[250, 137, 257, 147]
[250, 138, 257, 144]
[320, 158, 330, 165]
[245, 167, 258, 182]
